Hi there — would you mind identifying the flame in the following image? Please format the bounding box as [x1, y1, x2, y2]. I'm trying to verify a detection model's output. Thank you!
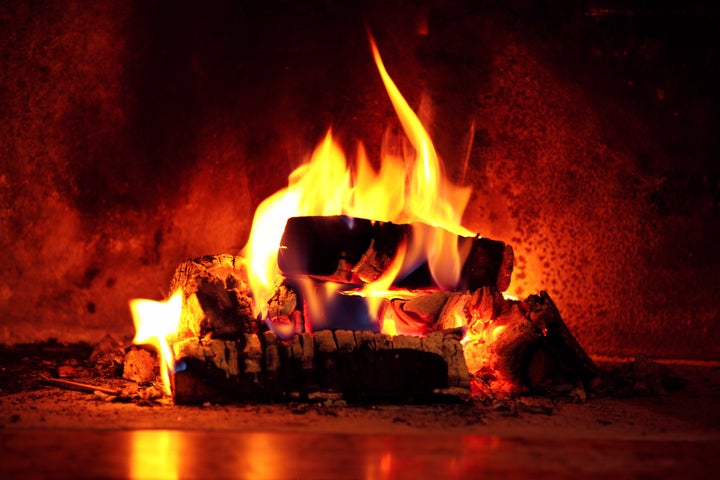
[296, 277, 346, 332]
[243, 132, 351, 319]
[380, 314, 398, 337]
[129, 288, 183, 396]
[367, 34, 473, 289]
[362, 240, 407, 323]
[242, 33, 474, 328]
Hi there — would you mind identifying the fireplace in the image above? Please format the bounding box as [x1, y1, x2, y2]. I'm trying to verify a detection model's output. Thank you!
[1, 0, 719, 477]
[2, 0, 718, 359]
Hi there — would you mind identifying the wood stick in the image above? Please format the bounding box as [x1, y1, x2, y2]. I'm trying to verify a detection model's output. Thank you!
[39, 375, 121, 396]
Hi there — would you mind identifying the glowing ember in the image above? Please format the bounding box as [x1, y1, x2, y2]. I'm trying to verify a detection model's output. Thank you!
[129, 288, 183, 396]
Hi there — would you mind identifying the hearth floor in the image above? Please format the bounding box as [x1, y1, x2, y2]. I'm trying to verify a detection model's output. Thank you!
[1, 362, 718, 478]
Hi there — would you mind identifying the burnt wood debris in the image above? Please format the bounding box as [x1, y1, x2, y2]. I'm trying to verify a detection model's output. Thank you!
[165, 217, 596, 404]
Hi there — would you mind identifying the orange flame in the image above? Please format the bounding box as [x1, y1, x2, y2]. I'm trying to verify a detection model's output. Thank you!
[242, 34, 474, 325]
[242, 131, 350, 319]
[129, 288, 183, 396]
[368, 34, 473, 289]
[361, 240, 408, 324]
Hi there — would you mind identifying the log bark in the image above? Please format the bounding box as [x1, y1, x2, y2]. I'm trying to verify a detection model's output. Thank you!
[169, 254, 260, 340]
[278, 216, 513, 291]
[172, 330, 470, 404]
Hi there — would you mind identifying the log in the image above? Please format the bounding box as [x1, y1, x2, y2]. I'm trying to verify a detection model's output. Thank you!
[169, 254, 261, 340]
[266, 281, 505, 337]
[167, 255, 508, 339]
[522, 291, 599, 389]
[378, 286, 504, 336]
[169, 257, 306, 339]
[464, 291, 598, 393]
[482, 301, 543, 390]
[266, 280, 305, 336]
[277, 216, 514, 291]
[172, 330, 470, 404]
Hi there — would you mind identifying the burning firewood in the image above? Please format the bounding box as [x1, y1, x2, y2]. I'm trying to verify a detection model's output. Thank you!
[278, 216, 513, 291]
[521, 291, 598, 388]
[379, 286, 505, 336]
[165, 250, 595, 401]
[265, 279, 305, 335]
[171, 330, 470, 404]
[464, 291, 599, 393]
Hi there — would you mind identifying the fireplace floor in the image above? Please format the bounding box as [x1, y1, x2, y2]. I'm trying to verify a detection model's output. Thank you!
[0, 345, 718, 478]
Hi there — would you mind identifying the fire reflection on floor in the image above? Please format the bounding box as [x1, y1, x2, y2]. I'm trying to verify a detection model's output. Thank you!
[2, 430, 718, 479]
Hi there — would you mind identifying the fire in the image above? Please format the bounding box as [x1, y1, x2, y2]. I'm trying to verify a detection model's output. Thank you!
[242, 33, 474, 326]
[129, 34, 504, 394]
[129, 288, 183, 396]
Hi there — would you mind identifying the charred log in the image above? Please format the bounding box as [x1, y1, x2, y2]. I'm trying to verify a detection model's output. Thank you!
[522, 291, 599, 390]
[476, 291, 598, 392]
[278, 216, 513, 291]
[172, 330, 470, 404]
[266, 280, 305, 336]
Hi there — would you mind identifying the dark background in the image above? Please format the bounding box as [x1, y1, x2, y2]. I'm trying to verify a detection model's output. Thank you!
[0, 0, 718, 359]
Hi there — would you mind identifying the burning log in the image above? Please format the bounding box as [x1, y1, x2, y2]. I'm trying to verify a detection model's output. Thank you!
[169, 254, 261, 339]
[380, 286, 505, 336]
[165, 251, 597, 403]
[169, 255, 307, 339]
[278, 216, 514, 291]
[469, 291, 599, 392]
[172, 330, 470, 404]
[266, 280, 305, 336]
[164, 253, 595, 402]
